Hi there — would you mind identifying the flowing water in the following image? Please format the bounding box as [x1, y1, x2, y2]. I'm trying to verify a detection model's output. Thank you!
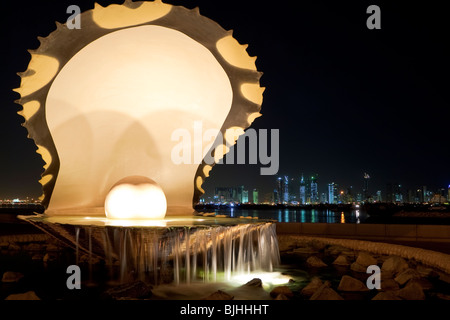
[72, 222, 280, 285]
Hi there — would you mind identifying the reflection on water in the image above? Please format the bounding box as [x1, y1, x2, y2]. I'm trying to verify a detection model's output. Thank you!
[215, 208, 368, 223]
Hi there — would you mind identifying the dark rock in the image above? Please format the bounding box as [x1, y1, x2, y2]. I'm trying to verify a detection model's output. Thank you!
[45, 244, 60, 252]
[24, 243, 42, 251]
[308, 240, 327, 251]
[270, 286, 294, 299]
[306, 256, 327, 268]
[394, 268, 421, 286]
[203, 290, 234, 300]
[416, 265, 437, 278]
[326, 245, 347, 256]
[274, 293, 289, 300]
[103, 281, 152, 300]
[2, 271, 24, 283]
[372, 291, 401, 300]
[381, 270, 395, 280]
[310, 282, 344, 300]
[5, 291, 40, 300]
[243, 278, 262, 287]
[381, 256, 409, 276]
[436, 293, 450, 300]
[332, 255, 351, 266]
[380, 279, 400, 291]
[301, 277, 323, 297]
[354, 252, 377, 267]
[8, 243, 21, 251]
[337, 275, 369, 292]
[397, 282, 425, 300]
[408, 278, 433, 291]
[350, 262, 367, 273]
[32, 253, 44, 261]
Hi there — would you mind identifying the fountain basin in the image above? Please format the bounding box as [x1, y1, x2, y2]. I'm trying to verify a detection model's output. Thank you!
[19, 215, 280, 285]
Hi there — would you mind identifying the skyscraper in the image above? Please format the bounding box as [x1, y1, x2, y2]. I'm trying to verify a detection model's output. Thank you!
[288, 177, 298, 203]
[276, 176, 289, 204]
[283, 176, 289, 203]
[215, 186, 244, 203]
[253, 189, 259, 204]
[242, 190, 249, 203]
[299, 174, 306, 204]
[394, 184, 403, 203]
[276, 177, 283, 204]
[310, 174, 318, 204]
[328, 182, 337, 204]
[363, 173, 370, 200]
[233, 186, 244, 203]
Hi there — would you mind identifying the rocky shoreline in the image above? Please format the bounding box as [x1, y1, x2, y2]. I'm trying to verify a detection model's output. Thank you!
[275, 235, 450, 300]
[1, 233, 450, 300]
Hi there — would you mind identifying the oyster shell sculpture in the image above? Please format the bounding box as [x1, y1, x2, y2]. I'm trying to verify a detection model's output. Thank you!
[15, 0, 263, 217]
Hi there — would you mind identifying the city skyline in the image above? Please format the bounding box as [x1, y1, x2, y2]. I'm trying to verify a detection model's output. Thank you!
[1, 0, 449, 201]
[202, 172, 450, 205]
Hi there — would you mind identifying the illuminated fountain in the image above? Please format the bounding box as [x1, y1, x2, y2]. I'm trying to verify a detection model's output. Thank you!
[16, 0, 280, 286]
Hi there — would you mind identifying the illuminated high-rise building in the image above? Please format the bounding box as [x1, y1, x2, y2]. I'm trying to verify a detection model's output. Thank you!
[448, 185, 450, 202]
[328, 182, 337, 204]
[283, 176, 289, 203]
[394, 184, 403, 203]
[276, 176, 289, 204]
[215, 187, 233, 203]
[252, 189, 259, 204]
[299, 174, 306, 204]
[215, 186, 244, 203]
[242, 190, 249, 203]
[288, 177, 298, 203]
[310, 174, 318, 204]
[276, 177, 283, 204]
[386, 183, 403, 203]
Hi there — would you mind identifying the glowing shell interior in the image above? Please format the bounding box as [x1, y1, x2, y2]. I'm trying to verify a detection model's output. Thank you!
[105, 176, 167, 220]
[15, 0, 264, 218]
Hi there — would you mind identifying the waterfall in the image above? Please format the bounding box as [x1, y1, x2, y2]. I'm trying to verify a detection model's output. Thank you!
[74, 222, 280, 285]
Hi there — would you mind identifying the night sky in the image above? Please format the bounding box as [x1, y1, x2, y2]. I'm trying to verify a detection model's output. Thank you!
[0, 0, 449, 200]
